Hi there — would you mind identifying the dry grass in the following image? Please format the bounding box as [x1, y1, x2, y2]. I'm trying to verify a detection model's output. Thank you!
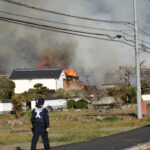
[0, 106, 150, 146]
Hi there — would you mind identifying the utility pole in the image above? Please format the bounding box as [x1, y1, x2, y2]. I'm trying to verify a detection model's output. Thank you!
[133, 0, 142, 119]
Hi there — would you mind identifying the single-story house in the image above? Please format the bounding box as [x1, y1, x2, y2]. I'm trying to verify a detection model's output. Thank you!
[31, 98, 67, 110]
[0, 99, 13, 114]
[9, 68, 66, 94]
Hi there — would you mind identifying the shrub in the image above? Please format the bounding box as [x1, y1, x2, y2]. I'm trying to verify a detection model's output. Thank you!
[21, 111, 31, 117]
[11, 95, 24, 118]
[67, 99, 88, 109]
[0, 77, 15, 99]
[67, 100, 76, 109]
[75, 99, 88, 109]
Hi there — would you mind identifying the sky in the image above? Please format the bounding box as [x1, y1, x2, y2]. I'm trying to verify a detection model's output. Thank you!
[0, 0, 150, 85]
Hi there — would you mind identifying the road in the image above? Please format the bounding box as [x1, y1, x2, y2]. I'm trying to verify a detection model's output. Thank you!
[52, 125, 150, 150]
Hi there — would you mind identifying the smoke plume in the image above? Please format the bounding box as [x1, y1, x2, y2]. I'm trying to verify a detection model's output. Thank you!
[0, 0, 150, 85]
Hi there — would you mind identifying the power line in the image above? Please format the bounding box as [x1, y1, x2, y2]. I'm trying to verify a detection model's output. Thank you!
[1, 10, 150, 54]
[119, 23, 150, 47]
[0, 15, 121, 38]
[0, 10, 127, 33]
[139, 28, 150, 39]
[0, 11, 135, 40]
[0, 11, 150, 51]
[1, 14, 150, 51]
[0, 9, 136, 43]
[0, 15, 135, 47]
[127, 24, 150, 39]
[0, 0, 133, 25]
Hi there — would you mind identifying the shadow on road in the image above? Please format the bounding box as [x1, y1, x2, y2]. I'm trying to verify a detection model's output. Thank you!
[15, 147, 24, 150]
[15, 147, 44, 150]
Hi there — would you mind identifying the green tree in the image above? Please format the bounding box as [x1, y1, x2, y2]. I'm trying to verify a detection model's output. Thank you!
[120, 84, 136, 103]
[0, 77, 15, 99]
[11, 94, 24, 118]
[34, 83, 43, 89]
[108, 84, 136, 104]
[108, 87, 121, 103]
[21, 83, 51, 104]
[141, 80, 150, 94]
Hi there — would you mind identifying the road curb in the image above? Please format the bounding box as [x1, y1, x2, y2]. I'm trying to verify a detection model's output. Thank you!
[123, 141, 150, 150]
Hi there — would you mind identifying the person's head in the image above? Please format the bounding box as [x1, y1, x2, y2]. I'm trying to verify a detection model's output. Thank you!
[36, 98, 45, 108]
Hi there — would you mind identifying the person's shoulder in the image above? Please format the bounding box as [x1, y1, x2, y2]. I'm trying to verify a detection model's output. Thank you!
[31, 108, 36, 113]
[43, 107, 48, 113]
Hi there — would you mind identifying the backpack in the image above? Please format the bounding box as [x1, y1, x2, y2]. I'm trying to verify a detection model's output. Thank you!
[33, 107, 45, 124]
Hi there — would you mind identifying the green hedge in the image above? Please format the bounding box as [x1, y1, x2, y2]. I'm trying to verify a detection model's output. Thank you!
[67, 99, 88, 109]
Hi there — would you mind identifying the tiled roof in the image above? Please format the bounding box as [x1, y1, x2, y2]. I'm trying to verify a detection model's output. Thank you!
[9, 68, 63, 79]
[0, 99, 11, 103]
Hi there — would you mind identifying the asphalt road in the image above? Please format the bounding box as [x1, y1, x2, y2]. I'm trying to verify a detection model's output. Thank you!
[51, 125, 150, 150]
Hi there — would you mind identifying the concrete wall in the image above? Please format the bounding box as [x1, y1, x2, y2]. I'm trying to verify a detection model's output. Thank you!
[0, 102, 13, 114]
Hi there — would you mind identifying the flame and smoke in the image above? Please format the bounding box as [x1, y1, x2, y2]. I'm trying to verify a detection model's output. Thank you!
[37, 50, 64, 68]
[37, 50, 77, 77]
[0, 0, 150, 85]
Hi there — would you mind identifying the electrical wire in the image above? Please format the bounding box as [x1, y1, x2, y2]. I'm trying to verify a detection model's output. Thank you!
[0, 16, 121, 38]
[0, 0, 133, 25]
[0, 10, 135, 41]
[1, 11, 150, 51]
[2, 12, 150, 54]
[127, 23, 150, 39]
[0, 10, 126, 33]
[139, 28, 150, 39]
[0, 15, 135, 47]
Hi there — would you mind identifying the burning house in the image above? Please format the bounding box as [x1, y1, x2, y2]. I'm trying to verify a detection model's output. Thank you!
[9, 50, 92, 95]
[36, 50, 93, 94]
[64, 70, 89, 91]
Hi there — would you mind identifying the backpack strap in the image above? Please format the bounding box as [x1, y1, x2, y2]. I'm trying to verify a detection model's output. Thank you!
[34, 107, 43, 119]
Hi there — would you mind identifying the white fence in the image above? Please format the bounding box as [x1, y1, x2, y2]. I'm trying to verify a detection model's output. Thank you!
[0, 99, 13, 114]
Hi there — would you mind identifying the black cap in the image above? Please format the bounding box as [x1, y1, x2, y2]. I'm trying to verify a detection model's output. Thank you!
[37, 98, 45, 105]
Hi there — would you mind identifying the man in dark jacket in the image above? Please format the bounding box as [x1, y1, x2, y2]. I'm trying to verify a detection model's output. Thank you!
[31, 98, 50, 150]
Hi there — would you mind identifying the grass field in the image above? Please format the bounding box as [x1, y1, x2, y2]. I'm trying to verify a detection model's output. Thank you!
[0, 106, 150, 147]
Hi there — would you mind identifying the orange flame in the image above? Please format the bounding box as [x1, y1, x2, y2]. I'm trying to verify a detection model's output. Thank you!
[36, 51, 64, 68]
[64, 69, 76, 77]
[37, 51, 77, 77]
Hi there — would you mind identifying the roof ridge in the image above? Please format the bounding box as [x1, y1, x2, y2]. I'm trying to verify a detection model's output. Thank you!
[15, 67, 63, 71]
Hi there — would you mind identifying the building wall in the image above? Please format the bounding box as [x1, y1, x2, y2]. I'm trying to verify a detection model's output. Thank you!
[0, 103, 13, 114]
[0, 103, 3, 114]
[13, 71, 66, 94]
[13, 78, 57, 94]
[57, 71, 66, 89]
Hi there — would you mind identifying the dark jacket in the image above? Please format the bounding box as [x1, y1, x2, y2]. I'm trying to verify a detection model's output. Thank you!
[31, 106, 49, 129]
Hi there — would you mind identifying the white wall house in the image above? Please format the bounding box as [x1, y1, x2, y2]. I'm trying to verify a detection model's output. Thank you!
[0, 99, 13, 114]
[9, 68, 66, 94]
[31, 98, 67, 110]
